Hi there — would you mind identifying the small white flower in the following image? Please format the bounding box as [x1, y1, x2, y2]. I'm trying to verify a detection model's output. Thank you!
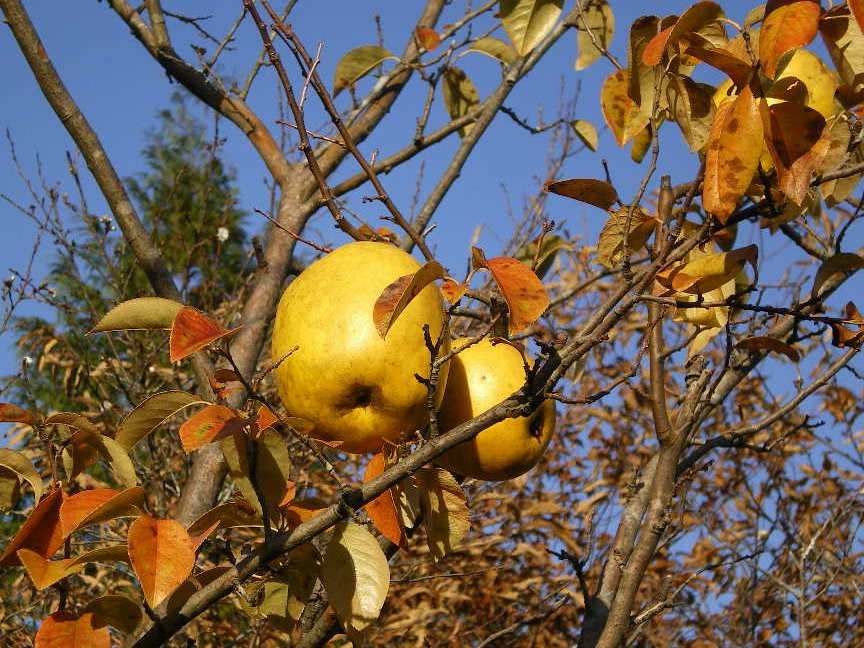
[148, 365, 156, 373]
[216, 227, 230, 242]
[22, 356, 34, 366]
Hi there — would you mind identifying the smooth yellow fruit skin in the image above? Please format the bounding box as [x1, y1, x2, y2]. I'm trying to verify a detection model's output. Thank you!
[271, 241, 449, 454]
[436, 339, 555, 481]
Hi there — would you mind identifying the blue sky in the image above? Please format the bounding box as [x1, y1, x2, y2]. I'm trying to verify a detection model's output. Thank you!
[0, 1, 858, 391]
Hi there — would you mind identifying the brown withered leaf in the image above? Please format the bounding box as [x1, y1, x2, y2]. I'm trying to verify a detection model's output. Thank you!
[810, 253, 864, 298]
[0, 403, 38, 426]
[373, 260, 445, 339]
[170, 307, 240, 362]
[759, 0, 821, 78]
[0, 488, 64, 567]
[596, 207, 658, 269]
[415, 26, 441, 51]
[760, 100, 829, 205]
[703, 87, 763, 222]
[127, 515, 196, 609]
[601, 68, 650, 145]
[363, 453, 407, 547]
[545, 178, 618, 210]
[737, 336, 801, 362]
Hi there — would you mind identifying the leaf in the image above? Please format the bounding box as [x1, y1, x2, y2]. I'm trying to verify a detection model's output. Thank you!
[88, 296, 183, 334]
[544, 178, 618, 209]
[363, 453, 406, 547]
[820, 7, 864, 94]
[60, 487, 144, 537]
[475, 253, 551, 334]
[601, 68, 650, 145]
[703, 87, 764, 222]
[333, 45, 398, 96]
[127, 515, 196, 609]
[170, 306, 239, 362]
[0, 403, 38, 425]
[415, 26, 441, 51]
[571, 119, 598, 151]
[500, 0, 563, 56]
[282, 498, 328, 528]
[247, 544, 318, 627]
[63, 432, 138, 489]
[67, 544, 131, 568]
[810, 253, 864, 298]
[575, 0, 615, 70]
[221, 428, 293, 516]
[515, 234, 571, 279]
[18, 548, 85, 589]
[643, 25, 675, 67]
[442, 67, 479, 137]
[441, 279, 468, 304]
[685, 45, 754, 87]
[667, 74, 716, 151]
[0, 448, 43, 502]
[760, 100, 830, 205]
[627, 15, 665, 115]
[179, 404, 246, 452]
[737, 336, 801, 362]
[0, 488, 64, 567]
[187, 501, 263, 537]
[851, 0, 864, 34]
[465, 37, 517, 64]
[759, 0, 821, 77]
[416, 467, 470, 561]
[596, 207, 658, 269]
[83, 596, 142, 635]
[0, 470, 20, 511]
[373, 260, 446, 338]
[46, 411, 100, 435]
[35, 611, 110, 648]
[321, 521, 390, 634]
[115, 390, 205, 450]
[661, 244, 758, 294]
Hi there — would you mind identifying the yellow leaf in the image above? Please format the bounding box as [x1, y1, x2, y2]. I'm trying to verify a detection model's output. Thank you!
[0, 448, 43, 503]
[570, 119, 599, 151]
[601, 68, 650, 146]
[596, 207, 657, 269]
[416, 467, 470, 561]
[575, 0, 615, 71]
[333, 45, 398, 96]
[662, 244, 758, 295]
[465, 37, 517, 65]
[442, 67, 479, 137]
[500, 0, 563, 56]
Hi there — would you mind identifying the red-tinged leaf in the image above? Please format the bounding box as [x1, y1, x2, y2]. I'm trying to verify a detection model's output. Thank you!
[544, 178, 619, 210]
[35, 610, 110, 648]
[601, 68, 650, 145]
[373, 260, 446, 339]
[252, 404, 279, 436]
[170, 307, 239, 362]
[60, 431, 139, 489]
[686, 46, 754, 87]
[60, 487, 144, 537]
[851, 0, 864, 33]
[441, 278, 468, 304]
[83, 596, 142, 635]
[209, 369, 243, 400]
[737, 336, 801, 362]
[643, 24, 675, 66]
[18, 548, 84, 589]
[703, 87, 764, 222]
[87, 296, 183, 334]
[810, 253, 864, 298]
[0, 488, 64, 567]
[486, 257, 550, 335]
[0, 403, 37, 425]
[115, 390, 205, 450]
[127, 515, 196, 609]
[415, 26, 441, 51]
[760, 100, 829, 205]
[283, 498, 327, 528]
[759, 0, 821, 77]
[363, 453, 407, 547]
[179, 404, 246, 453]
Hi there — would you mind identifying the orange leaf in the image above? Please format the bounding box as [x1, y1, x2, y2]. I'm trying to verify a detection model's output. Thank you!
[252, 404, 279, 436]
[363, 453, 407, 548]
[703, 87, 763, 222]
[209, 369, 243, 400]
[759, 0, 821, 77]
[179, 404, 246, 452]
[373, 260, 446, 338]
[760, 100, 829, 205]
[642, 24, 674, 66]
[35, 611, 110, 648]
[60, 487, 144, 537]
[415, 26, 441, 51]
[282, 499, 327, 529]
[485, 257, 550, 335]
[0, 403, 38, 425]
[544, 178, 619, 210]
[18, 548, 84, 589]
[0, 488, 64, 567]
[441, 278, 468, 304]
[169, 307, 240, 362]
[127, 515, 196, 609]
[685, 45, 753, 87]
[601, 68, 650, 145]
[851, 0, 864, 33]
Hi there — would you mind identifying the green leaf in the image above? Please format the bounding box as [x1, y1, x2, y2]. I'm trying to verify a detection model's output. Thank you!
[221, 428, 292, 516]
[321, 521, 390, 635]
[465, 37, 517, 64]
[333, 45, 398, 96]
[88, 297, 183, 334]
[500, 0, 564, 56]
[575, 0, 615, 70]
[0, 448, 43, 503]
[115, 390, 205, 450]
